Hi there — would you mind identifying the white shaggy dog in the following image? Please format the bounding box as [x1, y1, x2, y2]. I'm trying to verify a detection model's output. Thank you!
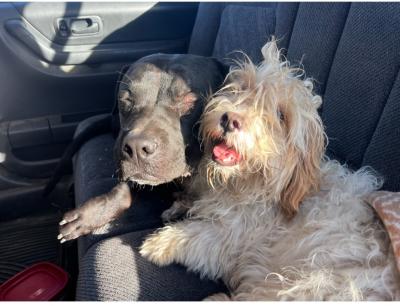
[140, 41, 400, 300]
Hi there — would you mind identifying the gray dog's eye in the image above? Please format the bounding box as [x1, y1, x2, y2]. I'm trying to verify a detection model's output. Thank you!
[119, 90, 133, 114]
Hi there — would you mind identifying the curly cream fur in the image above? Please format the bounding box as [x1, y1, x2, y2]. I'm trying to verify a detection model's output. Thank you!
[140, 40, 400, 300]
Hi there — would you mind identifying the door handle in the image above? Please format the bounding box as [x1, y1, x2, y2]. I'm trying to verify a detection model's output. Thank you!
[70, 18, 99, 35]
[56, 17, 101, 37]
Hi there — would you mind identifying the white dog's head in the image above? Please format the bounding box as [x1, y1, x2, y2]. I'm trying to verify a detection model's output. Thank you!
[200, 40, 326, 217]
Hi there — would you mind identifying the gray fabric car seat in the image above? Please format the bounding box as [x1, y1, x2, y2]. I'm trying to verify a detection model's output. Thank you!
[74, 2, 283, 300]
[75, 2, 400, 300]
[283, 3, 400, 192]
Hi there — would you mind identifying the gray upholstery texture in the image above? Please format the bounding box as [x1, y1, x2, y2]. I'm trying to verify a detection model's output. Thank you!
[76, 230, 226, 301]
[187, 2, 225, 57]
[75, 2, 400, 300]
[285, 2, 350, 96]
[300, 3, 400, 191]
[274, 2, 298, 54]
[212, 5, 276, 63]
[188, 2, 277, 58]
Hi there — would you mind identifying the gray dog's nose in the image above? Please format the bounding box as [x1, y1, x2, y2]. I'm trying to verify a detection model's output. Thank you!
[123, 136, 158, 160]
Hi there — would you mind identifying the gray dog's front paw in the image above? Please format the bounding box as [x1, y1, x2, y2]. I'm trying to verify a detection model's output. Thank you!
[58, 183, 132, 243]
[161, 202, 186, 222]
[161, 208, 175, 223]
[58, 208, 97, 243]
[161, 194, 192, 223]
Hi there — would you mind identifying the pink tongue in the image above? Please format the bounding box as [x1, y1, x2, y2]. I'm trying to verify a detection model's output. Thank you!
[212, 142, 241, 166]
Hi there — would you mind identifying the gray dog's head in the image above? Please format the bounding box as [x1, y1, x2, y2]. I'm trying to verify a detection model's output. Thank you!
[114, 54, 227, 185]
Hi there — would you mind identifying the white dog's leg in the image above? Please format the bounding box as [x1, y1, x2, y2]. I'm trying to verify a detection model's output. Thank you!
[203, 292, 232, 301]
[140, 223, 187, 266]
[140, 220, 226, 279]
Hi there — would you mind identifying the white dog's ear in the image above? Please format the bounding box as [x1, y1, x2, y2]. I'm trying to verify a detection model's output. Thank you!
[280, 113, 325, 218]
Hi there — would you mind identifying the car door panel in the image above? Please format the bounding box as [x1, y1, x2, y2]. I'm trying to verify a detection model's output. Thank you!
[0, 2, 198, 188]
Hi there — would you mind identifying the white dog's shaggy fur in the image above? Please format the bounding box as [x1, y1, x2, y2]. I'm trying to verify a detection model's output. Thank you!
[140, 41, 400, 300]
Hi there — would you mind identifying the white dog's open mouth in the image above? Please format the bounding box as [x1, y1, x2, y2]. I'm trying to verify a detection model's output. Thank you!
[212, 140, 241, 166]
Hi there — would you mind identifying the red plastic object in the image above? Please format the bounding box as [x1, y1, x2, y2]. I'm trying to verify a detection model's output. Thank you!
[0, 262, 68, 301]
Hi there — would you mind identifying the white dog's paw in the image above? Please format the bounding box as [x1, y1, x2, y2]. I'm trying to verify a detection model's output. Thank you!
[139, 228, 179, 266]
[204, 293, 232, 301]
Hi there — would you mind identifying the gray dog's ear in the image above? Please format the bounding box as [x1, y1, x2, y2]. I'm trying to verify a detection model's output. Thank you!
[179, 92, 198, 114]
[173, 90, 198, 115]
[171, 76, 198, 115]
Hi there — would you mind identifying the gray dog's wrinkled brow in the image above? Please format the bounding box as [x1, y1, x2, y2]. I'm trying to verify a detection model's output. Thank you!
[130, 70, 176, 108]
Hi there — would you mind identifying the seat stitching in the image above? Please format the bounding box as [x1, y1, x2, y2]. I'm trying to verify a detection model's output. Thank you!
[361, 66, 400, 166]
[319, 3, 352, 116]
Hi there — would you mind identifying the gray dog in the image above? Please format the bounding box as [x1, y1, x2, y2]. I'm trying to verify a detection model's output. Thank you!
[57, 53, 227, 242]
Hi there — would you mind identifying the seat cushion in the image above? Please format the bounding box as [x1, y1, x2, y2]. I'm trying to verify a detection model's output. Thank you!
[212, 5, 276, 64]
[188, 2, 278, 59]
[76, 230, 227, 301]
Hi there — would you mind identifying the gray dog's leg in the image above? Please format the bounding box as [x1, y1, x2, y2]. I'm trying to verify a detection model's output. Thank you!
[58, 182, 132, 242]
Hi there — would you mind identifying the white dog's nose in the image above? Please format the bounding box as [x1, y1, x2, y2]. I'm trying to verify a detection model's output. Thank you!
[220, 112, 242, 132]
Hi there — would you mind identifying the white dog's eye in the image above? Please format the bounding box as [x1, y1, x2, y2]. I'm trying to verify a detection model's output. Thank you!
[278, 110, 284, 121]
